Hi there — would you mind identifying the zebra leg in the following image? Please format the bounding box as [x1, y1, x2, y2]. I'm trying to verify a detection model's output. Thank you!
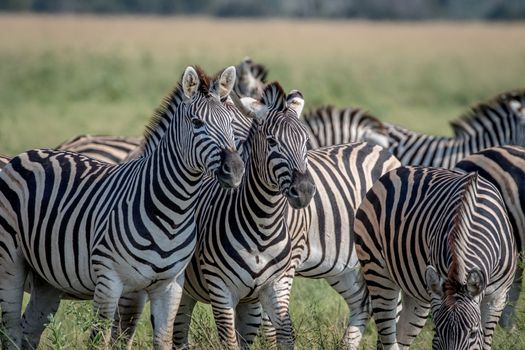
[235, 302, 262, 349]
[259, 274, 295, 350]
[91, 276, 124, 348]
[205, 276, 242, 349]
[148, 273, 185, 350]
[480, 291, 508, 349]
[113, 290, 148, 349]
[498, 263, 522, 331]
[260, 312, 278, 349]
[363, 271, 401, 350]
[395, 292, 430, 349]
[0, 249, 27, 350]
[172, 292, 197, 349]
[20, 274, 62, 349]
[325, 267, 370, 349]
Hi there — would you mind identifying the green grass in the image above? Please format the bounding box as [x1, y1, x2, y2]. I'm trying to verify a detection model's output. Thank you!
[1, 15, 525, 349]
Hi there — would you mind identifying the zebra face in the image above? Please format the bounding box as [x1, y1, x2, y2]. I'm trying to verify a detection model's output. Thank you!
[262, 106, 315, 209]
[180, 66, 244, 189]
[426, 265, 485, 350]
[431, 296, 483, 350]
[231, 83, 316, 208]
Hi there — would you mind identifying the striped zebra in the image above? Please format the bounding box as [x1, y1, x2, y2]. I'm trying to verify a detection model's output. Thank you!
[170, 82, 314, 349]
[455, 145, 525, 331]
[302, 105, 389, 149]
[0, 65, 245, 350]
[383, 90, 525, 168]
[354, 167, 516, 349]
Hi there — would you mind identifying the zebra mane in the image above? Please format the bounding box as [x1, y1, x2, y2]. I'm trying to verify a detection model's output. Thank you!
[450, 89, 525, 135]
[446, 172, 479, 298]
[141, 66, 216, 156]
[261, 81, 287, 112]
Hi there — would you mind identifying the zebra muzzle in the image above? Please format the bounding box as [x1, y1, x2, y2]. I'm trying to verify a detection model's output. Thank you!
[286, 169, 316, 209]
[216, 148, 245, 189]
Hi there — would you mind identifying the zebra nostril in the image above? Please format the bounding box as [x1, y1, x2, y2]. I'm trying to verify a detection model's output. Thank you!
[289, 187, 299, 198]
[222, 163, 232, 175]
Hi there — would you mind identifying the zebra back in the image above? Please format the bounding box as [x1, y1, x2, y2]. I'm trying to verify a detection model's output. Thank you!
[55, 134, 142, 164]
[302, 105, 388, 149]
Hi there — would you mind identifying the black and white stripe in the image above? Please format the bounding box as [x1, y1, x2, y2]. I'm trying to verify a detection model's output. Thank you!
[0, 65, 244, 350]
[354, 166, 516, 349]
[455, 145, 525, 331]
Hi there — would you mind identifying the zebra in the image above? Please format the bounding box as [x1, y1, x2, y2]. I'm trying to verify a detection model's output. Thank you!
[234, 56, 268, 99]
[302, 105, 389, 149]
[354, 166, 516, 349]
[167, 82, 314, 350]
[455, 145, 525, 331]
[0, 65, 245, 350]
[382, 90, 525, 168]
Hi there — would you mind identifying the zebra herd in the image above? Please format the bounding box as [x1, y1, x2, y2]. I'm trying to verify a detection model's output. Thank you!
[0, 56, 524, 350]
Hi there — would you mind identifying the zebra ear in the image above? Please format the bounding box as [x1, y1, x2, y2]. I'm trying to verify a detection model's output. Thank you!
[286, 90, 304, 117]
[425, 265, 444, 297]
[216, 66, 236, 99]
[182, 66, 200, 99]
[466, 269, 486, 298]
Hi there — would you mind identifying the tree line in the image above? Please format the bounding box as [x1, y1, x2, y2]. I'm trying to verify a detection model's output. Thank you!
[1, 0, 524, 20]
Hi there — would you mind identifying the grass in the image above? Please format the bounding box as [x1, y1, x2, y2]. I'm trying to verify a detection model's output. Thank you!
[1, 14, 525, 349]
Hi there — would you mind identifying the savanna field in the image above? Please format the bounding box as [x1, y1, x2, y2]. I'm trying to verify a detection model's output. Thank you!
[1, 14, 525, 349]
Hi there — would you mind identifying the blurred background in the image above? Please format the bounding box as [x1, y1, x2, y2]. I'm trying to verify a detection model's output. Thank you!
[0, 1, 524, 349]
[2, 0, 525, 20]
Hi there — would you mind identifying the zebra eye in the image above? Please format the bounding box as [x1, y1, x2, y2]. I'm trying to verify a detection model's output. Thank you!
[469, 328, 479, 339]
[267, 137, 278, 148]
[192, 118, 205, 128]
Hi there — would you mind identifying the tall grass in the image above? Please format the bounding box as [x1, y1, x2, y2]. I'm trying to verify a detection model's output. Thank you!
[1, 15, 525, 349]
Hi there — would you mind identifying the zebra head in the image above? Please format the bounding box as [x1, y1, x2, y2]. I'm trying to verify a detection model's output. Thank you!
[426, 265, 485, 350]
[232, 82, 316, 209]
[180, 66, 244, 188]
[234, 56, 267, 99]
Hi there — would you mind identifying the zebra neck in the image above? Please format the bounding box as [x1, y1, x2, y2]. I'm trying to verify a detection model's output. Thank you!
[135, 128, 203, 226]
[240, 146, 288, 236]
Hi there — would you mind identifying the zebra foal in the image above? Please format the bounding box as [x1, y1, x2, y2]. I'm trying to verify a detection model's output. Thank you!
[354, 167, 516, 349]
[0, 65, 244, 350]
